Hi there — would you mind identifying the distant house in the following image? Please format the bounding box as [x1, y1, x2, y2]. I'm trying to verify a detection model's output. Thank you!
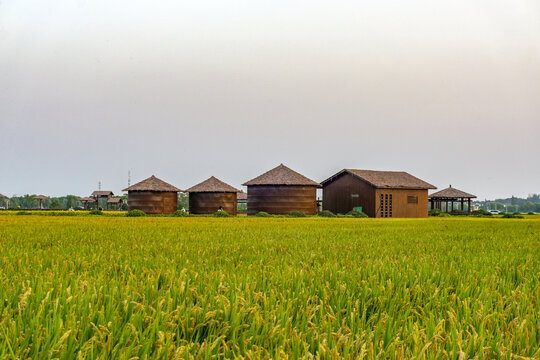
[91, 190, 113, 210]
[243, 164, 320, 215]
[321, 169, 436, 218]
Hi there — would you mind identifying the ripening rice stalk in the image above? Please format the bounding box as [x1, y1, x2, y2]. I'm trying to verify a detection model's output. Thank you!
[0, 215, 538, 358]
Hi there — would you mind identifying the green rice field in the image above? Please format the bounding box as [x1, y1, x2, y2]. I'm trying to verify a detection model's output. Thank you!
[0, 215, 538, 359]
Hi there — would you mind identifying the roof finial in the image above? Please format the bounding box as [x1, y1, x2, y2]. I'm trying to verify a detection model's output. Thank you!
[449, 184, 452, 188]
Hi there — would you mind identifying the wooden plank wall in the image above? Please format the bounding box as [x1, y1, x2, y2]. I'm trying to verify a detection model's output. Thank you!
[189, 192, 237, 215]
[322, 173, 376, 216]
[247, 185, 317, 215]
[128, 191, 178, 214]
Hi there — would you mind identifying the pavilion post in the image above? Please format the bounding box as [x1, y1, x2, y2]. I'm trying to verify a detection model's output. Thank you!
[468, 199, 471, 214]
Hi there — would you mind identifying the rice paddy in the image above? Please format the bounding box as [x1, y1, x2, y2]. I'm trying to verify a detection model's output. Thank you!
[0, 215, 538, 359]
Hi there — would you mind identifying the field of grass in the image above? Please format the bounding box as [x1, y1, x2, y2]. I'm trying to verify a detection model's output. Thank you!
[0, 215, 538, 359]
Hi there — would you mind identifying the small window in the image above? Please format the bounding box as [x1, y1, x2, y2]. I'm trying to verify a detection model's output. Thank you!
[408, 195, 418, 204]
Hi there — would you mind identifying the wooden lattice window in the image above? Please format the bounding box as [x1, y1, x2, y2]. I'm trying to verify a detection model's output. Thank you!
[408, 195, 418, 204]
[380, 193, 393, 217]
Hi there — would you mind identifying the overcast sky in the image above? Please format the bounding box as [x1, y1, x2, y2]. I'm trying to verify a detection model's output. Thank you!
[1, 0, 539, 199]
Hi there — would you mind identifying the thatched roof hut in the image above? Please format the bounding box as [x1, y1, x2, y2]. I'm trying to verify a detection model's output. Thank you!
[32, 195, 50, 209]
[243, 164, 320, 215]
[186, 176, 240, 215]
[123, 175, 181, 214]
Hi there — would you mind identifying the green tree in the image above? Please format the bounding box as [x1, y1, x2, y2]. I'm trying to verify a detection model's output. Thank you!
[50, 198, 62, 209]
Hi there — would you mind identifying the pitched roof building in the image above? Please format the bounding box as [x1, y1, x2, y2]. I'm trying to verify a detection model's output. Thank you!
[321, 169, 436, 218]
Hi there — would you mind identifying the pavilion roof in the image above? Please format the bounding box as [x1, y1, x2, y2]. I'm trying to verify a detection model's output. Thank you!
[429, 186, 476, 199]
[32, 195, 50, 200]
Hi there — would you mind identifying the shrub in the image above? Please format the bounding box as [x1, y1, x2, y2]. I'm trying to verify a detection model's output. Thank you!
[429, 209, 442, 217]
[213, 210, 230, 217]
[472, 209, 492, 216]
[439, 213, 452, 217]
[318, 210, 336, 218]
[502, 213, 523, 219]
[450, 209, 468, 216]
[173, 210, 190, 217]
[126, 209, 145, 217]
[289, 211, 306, 217]
[255, 212, 271, 217]
[89, 210, 103, 216]
[528, 212, 534, 215]
[16, 211, 31, 215]
[346, 210, 368, 218]
[513, 212, 521, 215]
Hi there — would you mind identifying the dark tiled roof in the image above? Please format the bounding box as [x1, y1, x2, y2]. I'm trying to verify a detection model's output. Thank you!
[91, 191, 114, 197]
[429, 186, 476, 199]
[123, 175, 182, 192]
[243, 164, 320, 186]
[322, 169, 436, 189]
[186, 176, 240, 193]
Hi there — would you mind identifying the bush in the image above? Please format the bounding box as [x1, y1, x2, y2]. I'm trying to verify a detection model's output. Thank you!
[439, 213, 452, 217]
[429, 209, 442, 217]
[346, 210, 368, 218]
[126, 209, 145, 217]
[528, 212, 534, 215]
[89, 210, 103, 216]
[472, 209, 492, 216]
[450, 209, 468, 216]
[502, 213, 523, 219]
[16, 211, 31, 215]
[318, 210, 336, 218]
[289, 211, 306, 217]
[255, 212, 271, 217]
[172, 210, 190, 217]
[213, 210, 230, 217]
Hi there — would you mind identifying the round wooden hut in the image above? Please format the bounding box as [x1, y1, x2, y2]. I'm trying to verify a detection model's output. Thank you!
[242, 164, 321, 215]
[122, 175, 181, 214]
[186, 176, 240, 215]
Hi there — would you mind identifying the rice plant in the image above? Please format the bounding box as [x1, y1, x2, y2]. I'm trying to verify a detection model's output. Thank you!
[0, 215, 538, 358]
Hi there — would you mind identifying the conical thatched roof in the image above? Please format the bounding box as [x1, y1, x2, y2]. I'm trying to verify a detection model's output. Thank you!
[321, 169, 436, 189]
[243, 164, 320, 186]
[186, 176, 240, 193]
[0, 194, 7, 198]
[80, 197, 96, 202]
[123, 175, 182, 192]
[429, 186, 476, 199]
[33, 195, 50, 200]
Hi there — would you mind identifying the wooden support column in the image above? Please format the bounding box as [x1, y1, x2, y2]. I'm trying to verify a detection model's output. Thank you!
[468, 198, 471, 214]
[461, 198, 464, 211]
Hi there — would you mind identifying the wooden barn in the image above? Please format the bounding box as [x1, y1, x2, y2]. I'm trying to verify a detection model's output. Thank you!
[243, 164, 320, 215]
[122, 175, 181, 214]
[321, 169, 436, 218]
[186, 176, 240, 215]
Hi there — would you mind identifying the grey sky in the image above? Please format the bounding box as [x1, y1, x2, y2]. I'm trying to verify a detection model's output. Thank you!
[1, 0, 539, 199]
